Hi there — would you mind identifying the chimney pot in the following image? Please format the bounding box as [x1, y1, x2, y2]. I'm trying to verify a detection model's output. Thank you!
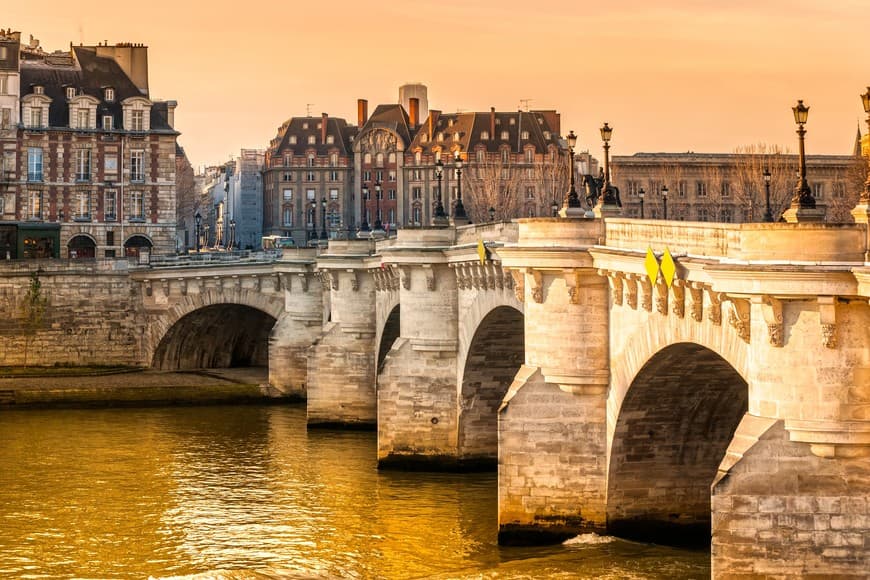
[322, 112, 328, 144]
[409, 97, 419, 129]
[358, 99, 368, 128]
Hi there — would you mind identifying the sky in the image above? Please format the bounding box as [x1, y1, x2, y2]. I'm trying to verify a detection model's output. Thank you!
[6, 0, 870, 168]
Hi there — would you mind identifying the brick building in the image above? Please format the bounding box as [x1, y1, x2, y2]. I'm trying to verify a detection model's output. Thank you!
[0, 31, 179, 259]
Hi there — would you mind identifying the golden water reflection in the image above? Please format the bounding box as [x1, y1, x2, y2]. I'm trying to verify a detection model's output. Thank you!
[0, 405, 708, 579]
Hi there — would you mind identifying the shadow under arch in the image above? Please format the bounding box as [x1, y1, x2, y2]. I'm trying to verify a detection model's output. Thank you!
[152, 304, 277, 370]
[377, 305, 400, 374]
[458, 305, 524, 467]
[607, 342, 748, 546]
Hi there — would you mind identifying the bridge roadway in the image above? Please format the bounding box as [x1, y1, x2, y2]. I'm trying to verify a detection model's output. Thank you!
[6, 218, 870, 576]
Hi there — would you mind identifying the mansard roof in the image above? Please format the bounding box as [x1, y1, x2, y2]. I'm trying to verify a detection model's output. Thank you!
[408, 110, 562, 155]
[19, 45, 174, 132]
[268, 115, 354, 157]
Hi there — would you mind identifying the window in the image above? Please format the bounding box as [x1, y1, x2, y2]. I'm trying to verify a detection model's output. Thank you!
[543, 131, 551, 139]
[437, 132, 444, 142]
[696, 181, 707, 197]
[306, 171, 316, 182]
[388, 152, 396, 164]
[103, 115, 113, 130]
[414, 151, 422, 164]
[412, 206, 422, 224]
[28, 191, 42, 219]
[34, 85, 44, 95]
[130, 191, 145, 219]
[27, 148, 43, 181]
[525, 149, 534, 163]
[104, 190, 117, 221]
[501, 168, 510, 179]
[306, 189, 315, 201]
[813, 183, 824, 199]
[104, 155, 118, 175]
[833, 182, 846, 198]
[500, 131, 509, 140]
[388, 170, 396, 182]
[721, 181, 731, 197]
[363, 170, 371, 182]
[412, 187, 422, 200]
[307, 154, 315, 167]
[282, 206, 293, 226]
[677, 181, 687, 197]
[388, 208, 395, 224]
[0, 195, 5, 215]
[388, 189, 396, 200]
[326, 135, 334, 144]
[307, 135, 316, 145]
[509, 117, 516, 125]
[131, 109, 145, 131]
[66, 87, 76, 99]
[105, 88, 115, 102]
[720, 208, 732, 222]
[30, 108, 43, 128]
[1, 108, 10, 129]
[329, 189, 339, 200]
[376, 152, 384, 167]
[329, 170, 339, 181]
[329, 153, 338, 167]
[74, 191, 91, 220]
[283, 155, 292, 166]
[288, 136, 297, 145]
[521, 130, 529, 140]
[75, 149, 92, 181]
[106, 231, 115, 245]
[627, 180, 639, 196]
[130, 150, 145, 182]
[376, 170, 383, 182]
[501, 149, 510, 163]
[283, 188, 293, 201]
[302, 122, 308, 130]
[697, 207, 709, 221]
[0, 75, 6, 94]
[480, 131, 489, 140]
[525, 186, 535, 199]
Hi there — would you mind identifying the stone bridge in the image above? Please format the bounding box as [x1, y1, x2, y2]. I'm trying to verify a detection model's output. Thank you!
[8, 217, 868, 576]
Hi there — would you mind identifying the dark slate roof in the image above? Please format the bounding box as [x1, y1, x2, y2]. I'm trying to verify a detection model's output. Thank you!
[408, 110, 561, 155]
[358, 104, 417, 148]
[268, 115, 354, 157]
[19, 45, 175, 132]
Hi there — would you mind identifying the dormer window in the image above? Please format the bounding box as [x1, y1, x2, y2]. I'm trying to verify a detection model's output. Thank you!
[326, 135, 334, 144]
[509, 118, 516, 125]
[122, 96, 152, 132]
[104, 88, 114, 102]
[480, 131, 489, 140]
[543, 131, 551, 139]
[307, 135, 315, 145]
[453, 132, 460, 142]
[302, 122, 308, 130]
[448, 119, 454, 127]
[131, 110, 144, 131]
[521, 131, 529, 140]
[66, 87, 76, 100]
[103, 115, 113, 130]
[420, 133, 427, 143]
[289, 135, 297, 144]
[500, 131, 509, 140]
[34, 85, 44, 95]
[77, 109, 90, 129]
[437, 132, 444, 142]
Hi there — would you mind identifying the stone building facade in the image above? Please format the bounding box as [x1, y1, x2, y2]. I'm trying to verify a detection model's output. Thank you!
[0, 31, 179, 259]
[612, 151, 865, 223]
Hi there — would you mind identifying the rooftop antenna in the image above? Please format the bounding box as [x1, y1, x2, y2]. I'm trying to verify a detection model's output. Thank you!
[519, 99, 532, 112]
[306, 103, 314, 117]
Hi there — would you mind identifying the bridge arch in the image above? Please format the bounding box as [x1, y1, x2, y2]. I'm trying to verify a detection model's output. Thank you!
[457, 304, 524, 463]
[606, 342, 748, 544]
[149, 289, 285, 370]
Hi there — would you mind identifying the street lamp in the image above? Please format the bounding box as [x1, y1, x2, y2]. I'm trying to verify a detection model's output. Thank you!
[600, 123, 618, 207]
[433, 158, 448, 227]
[489, 206, 496, 222]
[661, 185, 669, 220]
[638, 187, 645, 219]
[194, 210, 202, 253]
[563, 130, 580, 210]
[359, 185, 370, 233]
[320, 197, 328, 240]
[373, 180, 384, 233]
[859, 87, 870, 205]
[763, 168, 774, 222]
[551, 200, 559, 216]
[309, 200, 317, 242]
[452, 149, 468, 222]
[792, 99, 815, 209]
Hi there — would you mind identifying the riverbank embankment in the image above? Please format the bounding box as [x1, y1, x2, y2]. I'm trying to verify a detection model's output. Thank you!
[0, 367, 293, 409]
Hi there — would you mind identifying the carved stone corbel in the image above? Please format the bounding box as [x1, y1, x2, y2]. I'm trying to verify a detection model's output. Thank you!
[486, 264, 497, 290]
[640, 276, 653, 312]
[727, 298, 751, 342]
[759, 295, 784, 347]
[706, 287, 722, 325]
[160, 278, 170, 297]
[530, 269, 543, 304]
[398, 267, 411, 290]
[144, 280, 153, 297]
[608, 271, 624, 306]
[655, 281, 668, 315]
[509, 269, 525, 303]
[495, 266, 505, 290]
[563, 269, 582, 305]
[298, 273, 309, 293]
[689, 284, 703, 322]
[819, 296, 837, 348]
[472, 264, 483, 290]
[320, 271, 334, 292]
[178, 278, 188, 296]
[671, 281, 685, 318]
[625, 275, 638, 309]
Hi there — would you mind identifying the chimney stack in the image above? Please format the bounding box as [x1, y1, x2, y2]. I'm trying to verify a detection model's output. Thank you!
[490, 107, 496, 139]
[428, 110, 441, 143]
[321, 112, 328, 144]
[358, 99, 368, 128]
[409, 98, 419, 129]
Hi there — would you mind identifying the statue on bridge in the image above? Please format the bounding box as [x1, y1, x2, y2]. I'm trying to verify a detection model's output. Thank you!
[582, 169, 622, 210]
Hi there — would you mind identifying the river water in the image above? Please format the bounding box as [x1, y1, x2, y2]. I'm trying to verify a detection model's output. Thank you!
[0, 405, 709, 579]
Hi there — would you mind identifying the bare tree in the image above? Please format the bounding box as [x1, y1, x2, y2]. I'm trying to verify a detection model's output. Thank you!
[463, 154, 522, 222]
[532, 149, 570, 216]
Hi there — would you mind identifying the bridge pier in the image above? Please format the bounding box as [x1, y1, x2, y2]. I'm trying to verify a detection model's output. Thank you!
[307, 242, 378, 427]
[498, 219, 611, 542]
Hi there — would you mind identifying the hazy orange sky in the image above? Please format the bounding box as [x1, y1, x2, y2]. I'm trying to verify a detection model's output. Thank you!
[7, 1, 869, 167]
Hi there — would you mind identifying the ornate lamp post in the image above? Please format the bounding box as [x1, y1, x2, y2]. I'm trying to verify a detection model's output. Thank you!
[320, 197, 328, 240]
[308, 200, 317, 242]
[859, 87, 870, 205]
[638, 187, 645, 219]
[452, 149, 468, 224]
[373, 180, 384, 233]
[194, 210, 202, 253]
[551, 200, 559, 217]
[792, 100, 814, 209]
[359, 185, 370, 233]
[661, 185, 669, 220]
[594, 122, 620, 217]
[433, 158, 448, 227]
[563, 130, 580, 210]
[763, 168, 774, 222]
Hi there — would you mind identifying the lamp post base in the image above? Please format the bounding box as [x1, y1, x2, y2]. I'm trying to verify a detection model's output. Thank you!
[592, 202, 622, 219]
[558, 206, 586, 218]
[782, 205, 826, 223]
[432, 215, 450, 228]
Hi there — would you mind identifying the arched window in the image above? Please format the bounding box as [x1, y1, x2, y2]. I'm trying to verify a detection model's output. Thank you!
[364, 153, 372, 164]
[414, 151, 422, 165]
[376, 152, 385, 167]
[388, 152, 396, 164]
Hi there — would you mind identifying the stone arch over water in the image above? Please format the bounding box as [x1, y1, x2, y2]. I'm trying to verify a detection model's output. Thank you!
[606, 342, 748, 545]
[457, 305, 524, 465]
